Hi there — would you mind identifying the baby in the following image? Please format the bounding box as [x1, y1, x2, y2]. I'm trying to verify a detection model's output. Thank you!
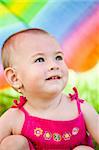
[0, 28, 98, 150]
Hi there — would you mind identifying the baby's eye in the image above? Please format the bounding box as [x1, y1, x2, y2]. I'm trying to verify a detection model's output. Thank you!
[35, 57, 45, 63]
[55, 55, 63, 61]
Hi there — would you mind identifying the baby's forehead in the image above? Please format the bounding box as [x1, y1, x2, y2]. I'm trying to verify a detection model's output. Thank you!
[11, 31, 49, 48]
[7, 32, 43, 52]
[11, 32, 35, 44]
[12, 32, 56, 48]
[14, 31, 48, 41]
[6, 31, 61, 57]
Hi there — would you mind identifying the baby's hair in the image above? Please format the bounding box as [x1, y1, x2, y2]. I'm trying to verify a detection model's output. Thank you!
[1, 28, 49, 70]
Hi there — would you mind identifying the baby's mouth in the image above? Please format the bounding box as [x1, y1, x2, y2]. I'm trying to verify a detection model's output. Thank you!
[46, 75, 61, 80]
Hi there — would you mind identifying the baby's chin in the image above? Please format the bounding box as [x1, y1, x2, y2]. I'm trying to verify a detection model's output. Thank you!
[44, 84, 65, 96]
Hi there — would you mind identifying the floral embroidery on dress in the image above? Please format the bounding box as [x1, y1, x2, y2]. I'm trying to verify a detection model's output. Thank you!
[34, 126, 80, 141]
[34, 127, 43, 137]
[43, 131, 52, 140]
[62, 132, 71, 141]
[53, 133, 62, 142]
[72, 127, 79, 135]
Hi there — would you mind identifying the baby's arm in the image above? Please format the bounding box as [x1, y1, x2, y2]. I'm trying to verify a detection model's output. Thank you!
[0, 108, 35, 150]
[81, 101, 99, 144]
[0, 135, 30, 150]
[0, 108, 32, 150]
[73, 145, 94, 150]
[0, 109, 14, 143]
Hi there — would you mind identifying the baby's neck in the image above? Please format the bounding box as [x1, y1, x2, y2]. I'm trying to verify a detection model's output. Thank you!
[24, 93, 63, 114]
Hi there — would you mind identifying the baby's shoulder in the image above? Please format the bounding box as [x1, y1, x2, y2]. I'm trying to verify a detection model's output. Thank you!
[0, 108, 25, 130]
[80, 100, 98, 121]
[0, 107, 25, 136]
[80, 100, 93, 113]
[2, 107, 23, 118]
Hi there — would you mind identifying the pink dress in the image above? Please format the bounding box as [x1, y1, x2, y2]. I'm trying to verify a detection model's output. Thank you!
[12, 87, 94, 150]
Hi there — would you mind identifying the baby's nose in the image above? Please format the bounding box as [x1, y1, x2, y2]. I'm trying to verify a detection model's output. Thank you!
[50, 66, 59, 70]
[48, 61, 59, 71]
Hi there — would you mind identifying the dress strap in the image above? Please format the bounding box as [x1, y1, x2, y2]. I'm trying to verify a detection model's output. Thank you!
[11, 96, 27, 108]
[11, 96, 30, 119]
[69, 87, 84, 114]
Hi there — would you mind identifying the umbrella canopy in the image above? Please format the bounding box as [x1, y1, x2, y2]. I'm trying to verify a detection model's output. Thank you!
[0, 0, 99, 90]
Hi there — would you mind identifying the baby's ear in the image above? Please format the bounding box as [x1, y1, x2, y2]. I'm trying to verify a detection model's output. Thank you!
[4, 67, 22, 89]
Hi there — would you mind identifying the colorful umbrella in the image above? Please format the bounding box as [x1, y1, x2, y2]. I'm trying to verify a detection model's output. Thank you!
[0, 0, 99, 90]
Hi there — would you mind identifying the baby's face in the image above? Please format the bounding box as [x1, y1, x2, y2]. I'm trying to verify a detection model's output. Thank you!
[14, 33, 68, 98]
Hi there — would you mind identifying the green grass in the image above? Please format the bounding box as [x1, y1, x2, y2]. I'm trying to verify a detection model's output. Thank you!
[0, 88, 20, 115]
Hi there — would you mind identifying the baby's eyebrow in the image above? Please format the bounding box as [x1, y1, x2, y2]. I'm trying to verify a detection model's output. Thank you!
[30, 51, 64, 60]
[31, 53, 44, 58]
[55, 51, 64, 55]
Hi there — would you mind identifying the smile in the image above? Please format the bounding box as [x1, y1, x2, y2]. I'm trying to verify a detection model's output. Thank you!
[46, 76, 61, 80]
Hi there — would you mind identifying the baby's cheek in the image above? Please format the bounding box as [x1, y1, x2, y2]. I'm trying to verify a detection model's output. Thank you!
[63, 65, 68, 78]
[63, 67, 69, 85]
